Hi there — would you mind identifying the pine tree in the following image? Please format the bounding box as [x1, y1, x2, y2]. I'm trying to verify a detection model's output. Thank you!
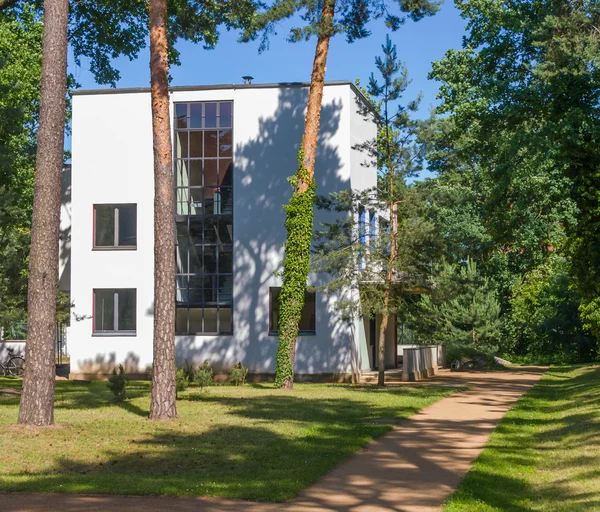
[247, 0, 440, 389]
[314, 35, 438, 386]
[414, 259, 502, 356]
[17, 0, 68, 426]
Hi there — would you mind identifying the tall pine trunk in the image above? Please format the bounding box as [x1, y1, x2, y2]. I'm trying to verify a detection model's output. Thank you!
[148, 0, 177, 420]
[275, 0, 335, 389]
[378, 198, 398, 387]
[18, 0, 68, 426]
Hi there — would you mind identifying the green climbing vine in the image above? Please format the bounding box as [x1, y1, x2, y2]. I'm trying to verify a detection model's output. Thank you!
[275, 150, 316, 388]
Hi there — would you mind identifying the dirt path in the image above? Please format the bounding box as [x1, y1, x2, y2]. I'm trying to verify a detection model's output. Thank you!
[2, 367, 545, 512]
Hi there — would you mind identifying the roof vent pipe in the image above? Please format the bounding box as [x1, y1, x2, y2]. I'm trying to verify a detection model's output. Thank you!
[242, 76, 254, 84]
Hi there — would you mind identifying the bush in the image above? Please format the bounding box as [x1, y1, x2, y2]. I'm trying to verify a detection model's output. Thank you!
[182, 359, 196, 382]
[107, 365, 128, 401]
[195, 360, 213, 390]
[229, 361, 248, 386]
[176, 367, 189, 397]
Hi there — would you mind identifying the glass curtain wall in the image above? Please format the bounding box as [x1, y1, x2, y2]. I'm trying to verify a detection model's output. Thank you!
[173, 101, 233, 334]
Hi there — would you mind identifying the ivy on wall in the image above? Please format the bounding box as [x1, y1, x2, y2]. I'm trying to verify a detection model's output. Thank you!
[275, 151, 316, 388]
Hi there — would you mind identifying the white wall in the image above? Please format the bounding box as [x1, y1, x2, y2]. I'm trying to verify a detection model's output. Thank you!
[70, 92, 155, 374]
[69, 83, 376, 376]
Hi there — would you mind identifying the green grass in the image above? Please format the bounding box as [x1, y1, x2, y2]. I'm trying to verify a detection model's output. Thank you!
[444, 365, 600, 512]
[0, 379, 459, 501]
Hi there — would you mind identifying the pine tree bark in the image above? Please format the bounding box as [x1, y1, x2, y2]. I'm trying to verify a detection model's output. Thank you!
[275, 0, 336, 389]
[378, 200, 398, 386]
[17, 0, 68, 426]
[148, 0, 177, 420]
[299, 0, 335, 191]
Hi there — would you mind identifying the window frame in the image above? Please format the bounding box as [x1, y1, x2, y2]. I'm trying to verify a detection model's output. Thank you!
[92, 203, 137, 250]
[268, 287, 317, 336]
[174, 101, 234, 336]
[92, 288, 137, 336]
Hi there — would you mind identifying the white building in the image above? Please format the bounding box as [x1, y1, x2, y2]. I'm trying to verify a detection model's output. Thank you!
[64, 81, 398, 381]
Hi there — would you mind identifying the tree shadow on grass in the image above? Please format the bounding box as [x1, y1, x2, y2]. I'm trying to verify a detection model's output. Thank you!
[445, 365, 600, 512]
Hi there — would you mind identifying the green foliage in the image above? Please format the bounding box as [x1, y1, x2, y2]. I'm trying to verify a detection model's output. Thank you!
[0, 6, 41, 329]
[242, 0, 441, 51]
[509, 252, 597, 363]
[275, 151, 316, 388]
[175, 367, 188, 397]
[229, 361, 248, 386]
[410, 260, 502, 356]
[181, 358, 196, 383]
[194, 360, 213, 391]
[429, 0, 600, 339]
[314, 36, 438, 322]
[107, 365, 128, 402]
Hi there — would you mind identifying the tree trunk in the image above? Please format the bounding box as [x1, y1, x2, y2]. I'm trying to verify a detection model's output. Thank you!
[148, 0, 177, 420]
[378, 200, 398, 386]
[299, 0, 335, 190]
[274, 0, 336, 389]
[378, 307, 389, 387]
[17, 0, 68, 426]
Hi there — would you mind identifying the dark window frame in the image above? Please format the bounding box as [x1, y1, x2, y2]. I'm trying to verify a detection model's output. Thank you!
[174, 101, 234, 335]
[268, 287, 317, 336]
[93, 204, 137, 250]
[92, 288, 137, 336]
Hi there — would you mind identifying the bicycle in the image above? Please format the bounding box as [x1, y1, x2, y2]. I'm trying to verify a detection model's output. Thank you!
[0, 348, 25, 377]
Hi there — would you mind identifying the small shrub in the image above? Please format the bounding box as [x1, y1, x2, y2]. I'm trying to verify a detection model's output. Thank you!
[195, 360, 214, 391]
[176, 367, 189, 397]
[107, 365, 128, 401]
[182, 359, 196, 382]
[229, 361, 248, 386]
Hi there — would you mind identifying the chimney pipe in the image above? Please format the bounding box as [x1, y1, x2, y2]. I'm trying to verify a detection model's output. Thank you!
[242, 75, 254, 85]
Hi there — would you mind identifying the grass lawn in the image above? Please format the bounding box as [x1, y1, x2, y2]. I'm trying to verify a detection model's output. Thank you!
[0, 379, 459, 502]
[444, 365, 600, 512]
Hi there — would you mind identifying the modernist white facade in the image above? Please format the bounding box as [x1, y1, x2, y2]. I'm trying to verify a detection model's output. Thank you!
[66, 81, 397, 380]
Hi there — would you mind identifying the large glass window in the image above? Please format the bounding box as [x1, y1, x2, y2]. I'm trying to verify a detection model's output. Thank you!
[94, 204, 137, 248]
[269, 287, 316, 335]
[174, 101, 233, 334]
[93, 289, 136, 335]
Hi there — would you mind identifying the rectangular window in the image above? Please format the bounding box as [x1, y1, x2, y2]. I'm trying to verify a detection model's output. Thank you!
[369, 210, 377, 245]
[174, 101, 233, 334]
[93, 204, 137, 249]
[269, 287, 316, 335]
[93, 289, 136, 335]
[358, 206, 366, 270]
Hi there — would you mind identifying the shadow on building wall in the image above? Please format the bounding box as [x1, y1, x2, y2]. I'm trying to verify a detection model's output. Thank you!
[175, 86, 358, 375]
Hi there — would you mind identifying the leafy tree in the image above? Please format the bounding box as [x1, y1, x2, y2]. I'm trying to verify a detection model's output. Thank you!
[248, 0, 440, 389]
[510, 249, 596, 363]
[314, 35, 438, 385]
[0, 7, 41, 331]
[428, 0, 600, 339]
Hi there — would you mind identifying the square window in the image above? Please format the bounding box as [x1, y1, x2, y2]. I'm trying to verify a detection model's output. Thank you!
[269, 287, 316, 335]
[93, 289, 136, 334]
[94, 204, 137, 249]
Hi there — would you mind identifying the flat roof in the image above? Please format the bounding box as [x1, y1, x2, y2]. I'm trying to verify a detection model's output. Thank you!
[71, 80, 378, 117]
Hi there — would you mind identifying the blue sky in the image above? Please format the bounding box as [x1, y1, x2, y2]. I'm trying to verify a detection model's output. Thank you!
[70, 1, 467, 120]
